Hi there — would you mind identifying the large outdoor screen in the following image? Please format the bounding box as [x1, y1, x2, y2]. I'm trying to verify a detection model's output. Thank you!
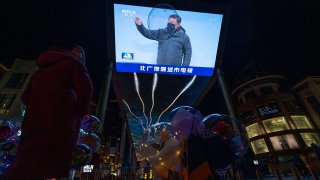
[114, 3, 223, 76]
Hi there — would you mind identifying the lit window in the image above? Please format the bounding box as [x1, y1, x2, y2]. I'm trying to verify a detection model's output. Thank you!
[270, 134, 299, 151]
[262, 117, 290, 133]
[246, 123, 262, 138]
[301, 133, 320, 147]
[251, 139, 269, 154]
[291, 116, 313, 129]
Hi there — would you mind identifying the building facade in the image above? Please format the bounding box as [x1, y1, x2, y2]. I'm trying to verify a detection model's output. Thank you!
[232, 75, 320, 175]
[292, 76, 320, 129]
[0, 59, 37, 125]
[0, 63, 9, 80]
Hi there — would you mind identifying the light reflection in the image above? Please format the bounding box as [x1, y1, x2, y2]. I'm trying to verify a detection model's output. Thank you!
[156, 75, 197, 123]
[123, 99, 146, 130]
[134, 73, 149, 127]
[148, 73, 158, 127]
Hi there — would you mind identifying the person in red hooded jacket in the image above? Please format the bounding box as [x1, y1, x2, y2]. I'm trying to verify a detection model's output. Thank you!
[3, 45, 93, 179]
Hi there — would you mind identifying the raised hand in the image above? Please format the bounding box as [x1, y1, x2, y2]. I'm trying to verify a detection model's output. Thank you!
[134, 17, 142, 25]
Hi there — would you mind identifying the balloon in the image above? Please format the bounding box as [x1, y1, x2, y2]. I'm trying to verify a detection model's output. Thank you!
[79, 128, 87, 136]
[150, 122, 171, 142]
[149, 137, 182, 179]
[81, 115, 101, 133]
[0, 154, 14, 165]
[167, 106, 198, 121]
[147, 4, 178, 41]
[168, 106, 203, 139]
[71, 144, 92, 169]
[160, 131, 169, 142]
[198, 114, 249, 172]
[0, 153, 14, 173]
[1, 141, 15, 152]
[0, 136, 20, 156]
[79, 133, 101, 153]
[0, 121, 15, 142]
[0, 127, 20, 157]
[0, 121, 14, 129]
[137, 142, 158, 160]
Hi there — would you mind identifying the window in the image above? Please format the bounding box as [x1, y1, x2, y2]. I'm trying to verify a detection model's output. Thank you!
[0, 72, 4, 80]
[0, 64, 7, 80]
[5, 73, 28, 89]
[245, 91, 257, 101]
[260, 86, 274, 95]
[246, 123, 262, 138]
[239, 98, 245, 105]
[0, 94, 16, 115]
[294, 82, 309, 92]
[283, 100, 294, 112]
[240, 110, 255, 123]
[301, 133, 320, 147]
[270, 134, 299, 151]
[293, 101, 302, 112]
[251, 139, 269, 154]
[306, 96, 320, 115]
[291, 115, 313, 129]
[314, 79, 320, 85]
[262, 117, 290, 133]
[283, 100, 302, 113]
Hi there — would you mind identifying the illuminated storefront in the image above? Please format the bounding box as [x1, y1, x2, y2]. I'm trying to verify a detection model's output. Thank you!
[291, 115, 313, 129]
[251, 139, 269, 154]
[292, 77, 320, 129]
[269, 134, 299, 151]
[246, 123, 262, 138]
[232, 75, 320, 175]
[262, 117, 290, 133]
[300, 133, 320, 147]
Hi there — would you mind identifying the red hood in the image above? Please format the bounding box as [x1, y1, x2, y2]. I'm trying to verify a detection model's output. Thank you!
[36, 47, 78, 67]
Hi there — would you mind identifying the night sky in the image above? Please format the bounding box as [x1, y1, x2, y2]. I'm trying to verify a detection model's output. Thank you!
[1, 0, 320, 110]
[0, 0, 108, 100]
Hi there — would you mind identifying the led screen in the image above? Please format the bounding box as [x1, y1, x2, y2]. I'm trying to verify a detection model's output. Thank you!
[114, 3, 223, 76]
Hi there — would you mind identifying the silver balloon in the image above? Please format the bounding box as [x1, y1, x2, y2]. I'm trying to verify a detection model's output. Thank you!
[198, 114, 249, 171]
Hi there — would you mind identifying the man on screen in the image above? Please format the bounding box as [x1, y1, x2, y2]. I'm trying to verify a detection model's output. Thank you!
[135, 14, 192, 66]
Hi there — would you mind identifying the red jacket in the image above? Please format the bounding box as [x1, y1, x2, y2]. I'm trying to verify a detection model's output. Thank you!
[4, 47, 93, 179]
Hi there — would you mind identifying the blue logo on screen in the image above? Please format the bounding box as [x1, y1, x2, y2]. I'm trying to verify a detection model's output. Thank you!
[121, 53, 134, 60]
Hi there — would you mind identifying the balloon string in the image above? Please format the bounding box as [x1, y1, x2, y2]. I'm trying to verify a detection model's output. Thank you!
[156, 75, 197, 124]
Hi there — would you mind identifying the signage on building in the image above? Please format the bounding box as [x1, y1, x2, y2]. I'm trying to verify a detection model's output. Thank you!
[257, 103, 281, 117]
[83, 165, 94, 173]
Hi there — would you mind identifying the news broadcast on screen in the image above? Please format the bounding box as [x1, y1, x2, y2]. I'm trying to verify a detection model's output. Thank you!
[114, 3, 223, 76]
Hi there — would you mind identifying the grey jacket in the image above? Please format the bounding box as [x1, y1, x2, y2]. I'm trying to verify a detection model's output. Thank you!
[136, 24, 192, 66]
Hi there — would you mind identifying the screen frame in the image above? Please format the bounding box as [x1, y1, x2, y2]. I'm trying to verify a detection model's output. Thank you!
[106, 0, 232, 71]
[107, 1, 233, 152]
[107, 0, 232, 113]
